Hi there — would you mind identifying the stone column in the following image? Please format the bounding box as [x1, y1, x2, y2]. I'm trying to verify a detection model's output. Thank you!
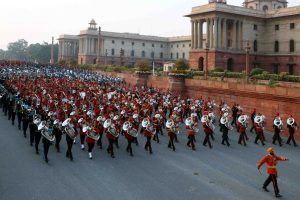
[191, 21, 195, 49]
[210, 18, 214, 48]
[217, 18, 222, 49]
[236, 21, 240, 50]
[232, 20, 236, 50]
[239, 21, 243, 50]
[206, 19, 210, 49]
[195, 20, 199, 49]
[214, 18, 218, 49]
[199, 20, 203, 49]
[223, 19, 227, 50]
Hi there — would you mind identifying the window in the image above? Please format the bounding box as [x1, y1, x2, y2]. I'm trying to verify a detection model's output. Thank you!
[160, 52, 163, 59]
[142, 43, 145, 47]
[122, 41, 125, 45]
[131, 50, 135, 57]
[253, 24, 257, 31]
[112, 40, 115, 44]
[151, 52, 154, 58]
[189, 44, 191, 47]
[177, 44, 179, 48]
[263, 5, 268, 11]
[170, 53, 173, 59]
[183, 44, 185, 48]
[160, 44, 163, 48]
[132, 42, 135, 46]
[273, 64, 279, 74]
[288, 65, 294, 75]
[182, 53, 185, 59]
[111, 49, 115, 56]
[171, 45, 173, 48]
[141, 51, 145, 57]
[152, 44, 155, 47]
[290, 40, 295, 52]
[275, 24, 279, 30]
[290, 23, 295, 29]
[274, 41, 279, 52]
[176, 52, 179, 59]
[253, 40, 258, 52]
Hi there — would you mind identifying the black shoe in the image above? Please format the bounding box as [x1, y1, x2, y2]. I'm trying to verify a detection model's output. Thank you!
[24, 134, 27, 138]
[275, 194, 282, 198]
[254, 142, 258, 144]
[111, 155, 115, 158]
[45, 158, 49, 163]
[36, 151, 39, 155]
[30, 143, 33, 146]
[173, 148, 176, 151]
[262, 187, 269, 192]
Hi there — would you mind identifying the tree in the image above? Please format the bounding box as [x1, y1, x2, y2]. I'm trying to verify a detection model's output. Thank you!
[174, 58, 189, 71]
[135, 59, 150, 71]
[7, 39, 28, 60]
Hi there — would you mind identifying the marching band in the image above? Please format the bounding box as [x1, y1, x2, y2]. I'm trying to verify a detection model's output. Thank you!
[0, 64, 298, 164]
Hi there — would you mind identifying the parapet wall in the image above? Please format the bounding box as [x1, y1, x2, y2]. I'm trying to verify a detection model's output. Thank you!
[97, 70, 300, 140]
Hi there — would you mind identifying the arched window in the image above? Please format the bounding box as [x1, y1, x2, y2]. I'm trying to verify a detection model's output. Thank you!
[263, 5, 268, 11]
[170, 53, 173, 59]
[111, 48, 115, 56]
[290, 40, 295, 52]
[160, 52, 163, 59]
[131, 50, 135, 57]
[141, 51, 145, 58]
[274, 41, 279, 52]
[253, 40, 258, 52]
[182, 53, 185, 59]
[198, 57, 204, 71]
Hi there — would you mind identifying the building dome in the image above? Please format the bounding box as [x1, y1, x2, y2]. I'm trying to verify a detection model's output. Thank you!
[89, 19, 97, 25]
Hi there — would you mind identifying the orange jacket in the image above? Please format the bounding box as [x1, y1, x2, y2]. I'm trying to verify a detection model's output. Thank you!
[257, 154, 288, 175]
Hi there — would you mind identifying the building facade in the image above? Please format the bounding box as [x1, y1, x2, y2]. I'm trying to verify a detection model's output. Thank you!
[58, 20, 194, 67]
[187, 0, 300, 75]
[58, 0, 300, 75]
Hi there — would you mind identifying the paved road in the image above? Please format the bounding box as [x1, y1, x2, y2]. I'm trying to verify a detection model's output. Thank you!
[0, 112, 299, 200]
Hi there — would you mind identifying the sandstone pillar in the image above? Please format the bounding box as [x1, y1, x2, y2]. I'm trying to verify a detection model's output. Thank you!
[232, 20, 236, 49]
[199, 20, 203, 49]
[191, 21, 195, 49]
[206, 19, 210, 49]
[195, 21, 199, 49]
[214, 17, 218, 49]
[223, 19, 228, 50]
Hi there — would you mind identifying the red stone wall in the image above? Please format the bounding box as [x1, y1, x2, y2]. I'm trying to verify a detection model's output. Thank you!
[189, 50, 300, 75]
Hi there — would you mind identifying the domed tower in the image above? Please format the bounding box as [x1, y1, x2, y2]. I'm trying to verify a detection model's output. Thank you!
[88, 19, 97, 30]
[244, 0, 288, 11]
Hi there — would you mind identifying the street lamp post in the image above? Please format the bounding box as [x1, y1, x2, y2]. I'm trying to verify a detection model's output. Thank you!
[245, 40, 251, 82]
[205, 42, 209, 80]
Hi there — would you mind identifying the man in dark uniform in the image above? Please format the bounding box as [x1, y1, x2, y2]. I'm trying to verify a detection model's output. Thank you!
[28, 114, 35, 144]
[42, 124, 53, 163]
[273, 114, 283, 146]
[16, 101, 23, 130]
[286, 116, 297, 146]
[22, 107, 30, 138]
[53, 121, 62, 152]
[250, 108, 256, 133]
[34, 120, 42, 154]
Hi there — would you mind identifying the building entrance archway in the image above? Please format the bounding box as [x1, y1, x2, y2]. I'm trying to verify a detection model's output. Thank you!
[227, 58, 234, 71]
[198, 57, 204, 71]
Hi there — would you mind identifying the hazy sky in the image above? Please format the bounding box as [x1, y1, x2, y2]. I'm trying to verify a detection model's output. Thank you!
[0, 0, 298, 50]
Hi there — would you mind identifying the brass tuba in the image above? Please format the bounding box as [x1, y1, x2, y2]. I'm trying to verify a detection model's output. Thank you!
[273, 117, 283, 130]
[86, 128, 100, 141]
[39, 121, 56, 142]
[62, 118, 77, 139]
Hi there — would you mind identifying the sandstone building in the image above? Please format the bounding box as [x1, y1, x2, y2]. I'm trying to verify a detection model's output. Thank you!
[58, 19, 193, 67]
[58, 0, 300, 75]
[187, 0, 300, 75]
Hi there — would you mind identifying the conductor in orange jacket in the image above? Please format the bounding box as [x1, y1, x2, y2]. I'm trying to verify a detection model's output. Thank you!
[257, 147, 288, 198]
